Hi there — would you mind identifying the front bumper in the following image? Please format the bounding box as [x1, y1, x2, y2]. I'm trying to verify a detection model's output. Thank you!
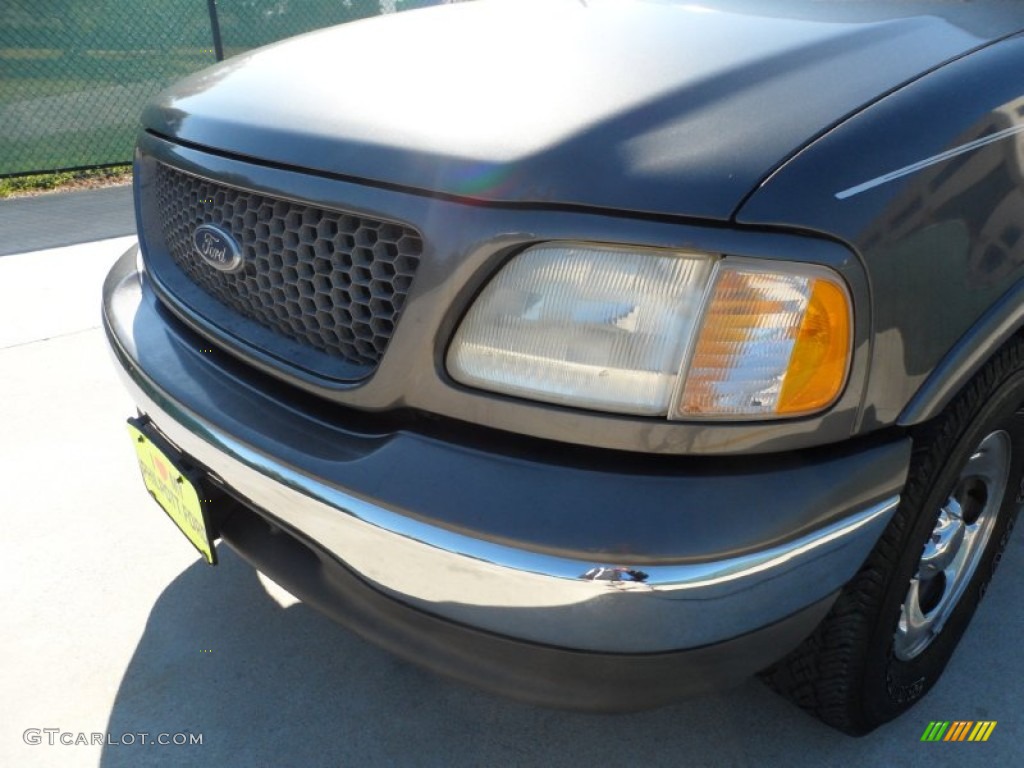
[105, 244, 910, 702]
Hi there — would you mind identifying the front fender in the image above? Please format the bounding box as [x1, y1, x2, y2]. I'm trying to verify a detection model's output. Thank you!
[736, 33, 1024, 430]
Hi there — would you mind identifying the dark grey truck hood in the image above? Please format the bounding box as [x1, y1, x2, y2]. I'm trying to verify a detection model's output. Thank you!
[143, 0, 1013, 220]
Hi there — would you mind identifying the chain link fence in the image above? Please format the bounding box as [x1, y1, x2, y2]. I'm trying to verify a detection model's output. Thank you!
[0, 0, 456, 177]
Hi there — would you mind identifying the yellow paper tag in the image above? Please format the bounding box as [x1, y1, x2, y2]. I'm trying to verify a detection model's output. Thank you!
[128, 423, 214, 564]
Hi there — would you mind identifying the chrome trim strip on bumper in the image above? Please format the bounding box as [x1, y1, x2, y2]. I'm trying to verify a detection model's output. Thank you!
[105, 249, 900, 653]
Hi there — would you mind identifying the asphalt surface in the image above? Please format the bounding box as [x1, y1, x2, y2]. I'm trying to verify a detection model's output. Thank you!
[0, 185, 135, 256]
[1, 190, 1021, 767]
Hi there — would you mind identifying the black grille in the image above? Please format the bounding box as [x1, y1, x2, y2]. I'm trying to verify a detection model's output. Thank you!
[155, 163, 423, 368]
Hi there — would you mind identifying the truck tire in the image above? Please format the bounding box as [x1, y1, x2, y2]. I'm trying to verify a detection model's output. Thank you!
[763, 338, 1024, 734]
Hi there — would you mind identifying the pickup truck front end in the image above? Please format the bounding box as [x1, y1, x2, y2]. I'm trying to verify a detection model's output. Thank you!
[105, 0, 1024, 733]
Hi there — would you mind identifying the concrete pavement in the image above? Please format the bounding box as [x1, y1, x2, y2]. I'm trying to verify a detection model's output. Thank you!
[0, 201, 1020, 765]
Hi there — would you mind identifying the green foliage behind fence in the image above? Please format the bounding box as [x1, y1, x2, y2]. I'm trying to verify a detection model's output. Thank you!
[0, 0, 447, 176]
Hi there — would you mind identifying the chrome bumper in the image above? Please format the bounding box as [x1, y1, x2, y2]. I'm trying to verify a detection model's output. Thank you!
[104, 245, 905, 654]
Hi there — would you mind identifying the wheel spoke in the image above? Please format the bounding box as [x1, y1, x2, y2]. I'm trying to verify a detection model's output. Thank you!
[896, 578, 932, 657]
[920, 501, 964, 576]
[967, 443, 1006, 484]
[943, 498, 963, 521]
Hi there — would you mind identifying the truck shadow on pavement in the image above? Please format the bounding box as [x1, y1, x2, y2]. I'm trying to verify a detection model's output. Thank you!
[99, 543, 1019, 767]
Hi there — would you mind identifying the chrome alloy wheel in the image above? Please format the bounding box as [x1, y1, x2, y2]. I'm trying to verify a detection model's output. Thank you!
[893, 430, 1011, 661]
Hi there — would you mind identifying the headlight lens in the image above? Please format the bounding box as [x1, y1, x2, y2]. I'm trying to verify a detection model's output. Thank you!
[447, 243, 715, 415]
[447, 243, 852, 419]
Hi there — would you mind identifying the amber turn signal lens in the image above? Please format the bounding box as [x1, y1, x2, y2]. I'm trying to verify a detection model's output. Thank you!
[675, 265, 851, 418]
[777, 278, 850, 414]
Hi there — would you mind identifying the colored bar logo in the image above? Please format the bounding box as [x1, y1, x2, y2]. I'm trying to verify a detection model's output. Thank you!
[920, 721, 997, 742]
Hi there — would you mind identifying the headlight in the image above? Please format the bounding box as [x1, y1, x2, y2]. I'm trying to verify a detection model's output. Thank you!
[447, 243, 715, 415]
[447, 243, 851, 419]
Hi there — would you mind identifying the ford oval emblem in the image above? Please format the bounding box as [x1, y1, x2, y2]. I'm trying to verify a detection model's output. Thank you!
[192, 224, 243, 273]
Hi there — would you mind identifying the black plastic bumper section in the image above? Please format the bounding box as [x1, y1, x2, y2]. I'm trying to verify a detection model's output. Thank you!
[218, 498, 837, 712]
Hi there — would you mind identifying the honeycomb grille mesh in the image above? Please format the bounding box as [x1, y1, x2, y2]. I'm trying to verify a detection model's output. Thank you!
[155, 163, 423, 368]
